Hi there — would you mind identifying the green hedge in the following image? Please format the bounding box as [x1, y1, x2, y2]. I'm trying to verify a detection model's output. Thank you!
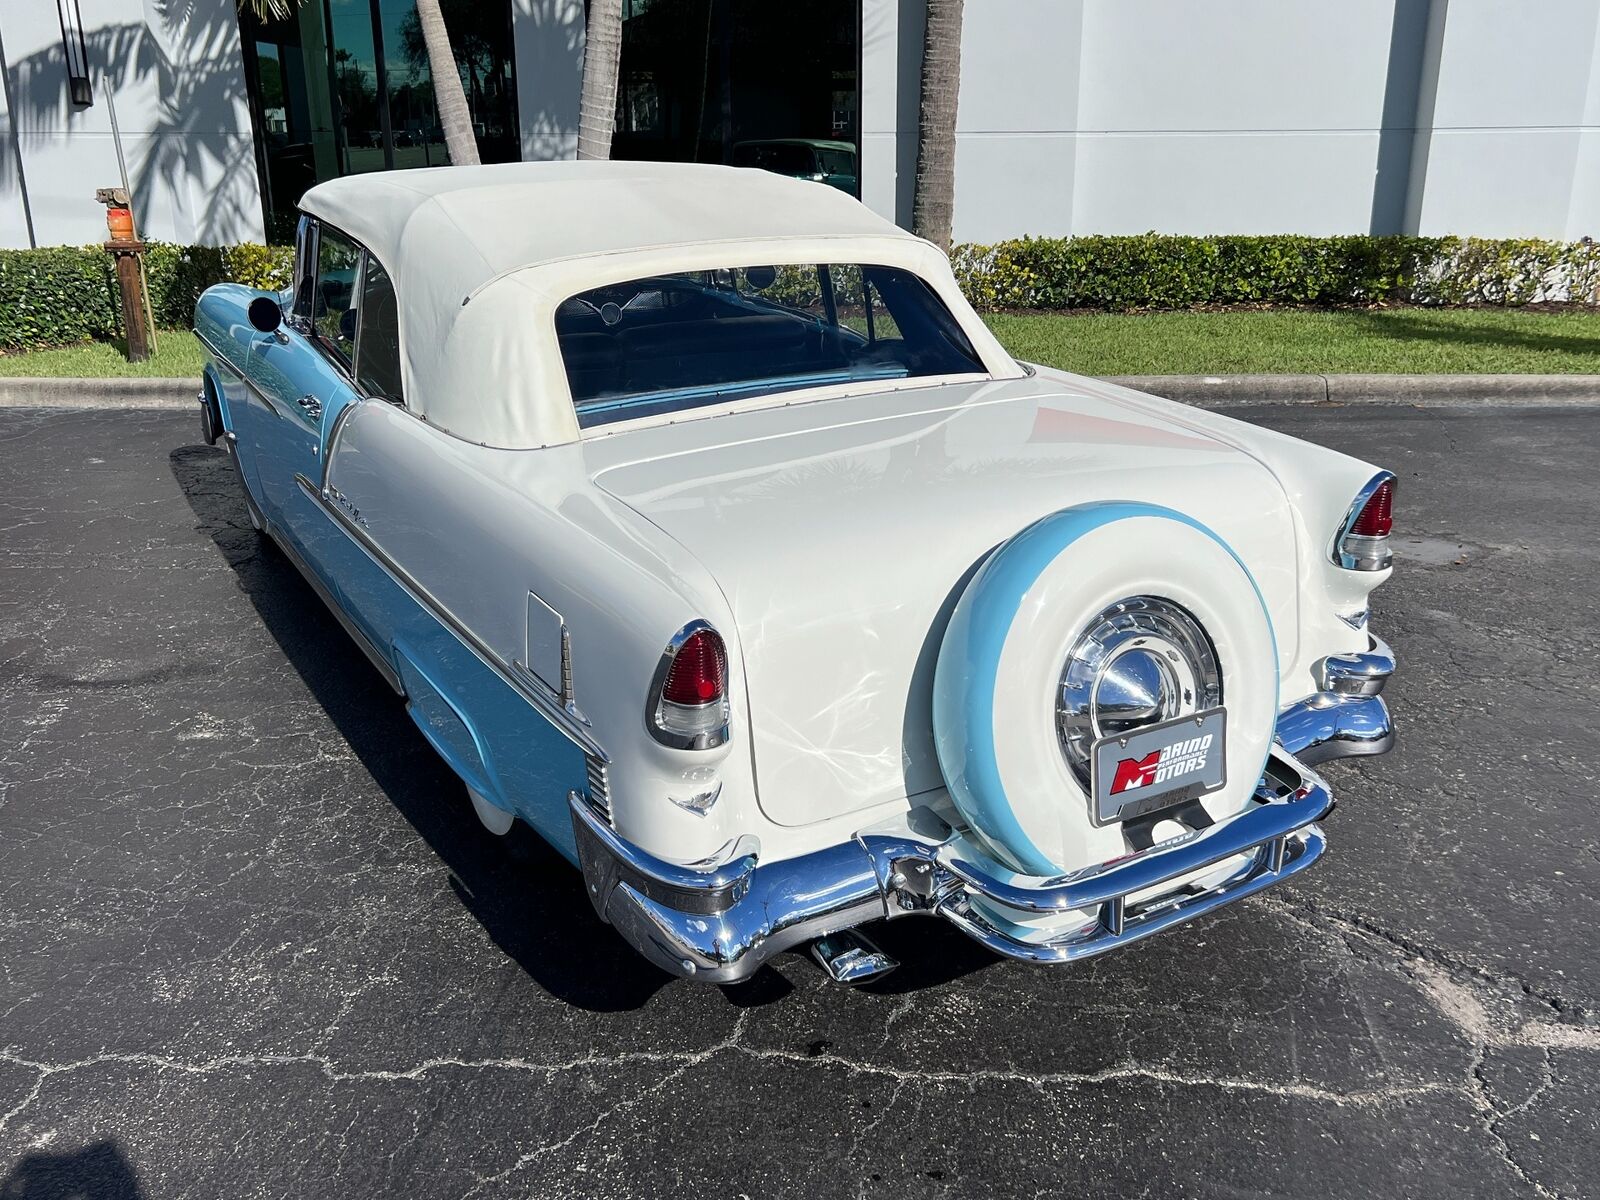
[952, 235, 1600, 311]
[0, 242, 294, 352]
[2, 234, 1596, 353]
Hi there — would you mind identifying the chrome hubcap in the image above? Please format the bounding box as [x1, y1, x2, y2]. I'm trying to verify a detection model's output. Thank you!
[1057, 597, 1222, 789]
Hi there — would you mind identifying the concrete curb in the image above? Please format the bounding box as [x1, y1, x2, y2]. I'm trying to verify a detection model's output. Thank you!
[1106, 373, 1600, 407]
[2, 373, 1598, 410]
[0, 377, 198, 409]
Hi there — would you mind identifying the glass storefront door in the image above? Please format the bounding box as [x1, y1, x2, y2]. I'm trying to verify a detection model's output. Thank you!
[613, 0, 860, 196]
[240, 0, 519, 238]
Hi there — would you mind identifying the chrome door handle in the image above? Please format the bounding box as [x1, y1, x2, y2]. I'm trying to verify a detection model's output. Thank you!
[295, 394, 322, 420]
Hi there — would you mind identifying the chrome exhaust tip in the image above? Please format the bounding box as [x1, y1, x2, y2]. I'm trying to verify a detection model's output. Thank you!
[809, 929, 898, 985]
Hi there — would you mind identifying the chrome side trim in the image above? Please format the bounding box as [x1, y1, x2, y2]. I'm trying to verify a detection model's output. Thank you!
[583, 754, 613, 826]
[1331, 471, 1396, 571]
[573, 747, 1334, 984]
[318, 397, 360, 491]
[264, 518, 404, 696]
[295, 473, 609, 763]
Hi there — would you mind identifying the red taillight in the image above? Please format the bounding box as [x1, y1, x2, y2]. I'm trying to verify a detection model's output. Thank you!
[651, 627, 731, 749]
[662, 630, 726, 706]
[1350, 478, 1393, 538]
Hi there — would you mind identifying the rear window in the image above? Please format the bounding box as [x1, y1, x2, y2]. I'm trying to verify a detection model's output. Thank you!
[556, 264, 987, 428]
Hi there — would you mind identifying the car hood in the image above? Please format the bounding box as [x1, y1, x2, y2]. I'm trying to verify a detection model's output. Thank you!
[585, 374, 1300, 829]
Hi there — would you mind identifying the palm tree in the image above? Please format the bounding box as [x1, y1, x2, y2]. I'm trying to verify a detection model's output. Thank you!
[237, 0, 298, 19]
[413, 0, 480, 165]
[912, 0, 964, 253]
[576, 0, 623, 159]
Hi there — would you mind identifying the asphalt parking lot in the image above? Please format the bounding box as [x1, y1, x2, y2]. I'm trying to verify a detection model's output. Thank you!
[2, 401, 1598, 1199]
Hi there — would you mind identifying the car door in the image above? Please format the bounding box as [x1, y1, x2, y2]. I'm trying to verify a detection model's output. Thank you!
[247, 220, 363, 581]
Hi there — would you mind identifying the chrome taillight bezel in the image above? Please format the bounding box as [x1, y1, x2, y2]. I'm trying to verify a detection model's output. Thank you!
[1331, 472, 1396, 572]
[647, 620, 731, 750]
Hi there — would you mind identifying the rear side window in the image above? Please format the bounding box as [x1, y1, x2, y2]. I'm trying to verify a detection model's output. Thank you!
[555, 263, 986, 429]
[355, 258, 403, 404]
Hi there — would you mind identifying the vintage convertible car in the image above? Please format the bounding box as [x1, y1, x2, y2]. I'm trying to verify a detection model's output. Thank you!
[193, 162, 1396, 985]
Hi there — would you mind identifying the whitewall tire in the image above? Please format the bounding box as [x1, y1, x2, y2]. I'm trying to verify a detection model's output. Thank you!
[932, 502, 1279, 878]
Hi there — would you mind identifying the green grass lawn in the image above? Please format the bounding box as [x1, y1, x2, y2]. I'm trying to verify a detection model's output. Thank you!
[0, 331, 204, 378]
[986, 306, 1600, 376]
[2, 307, 1599, 379]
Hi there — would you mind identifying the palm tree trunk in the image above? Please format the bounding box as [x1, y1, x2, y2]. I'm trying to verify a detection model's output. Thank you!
[913, 0, 964, 252]
[577, 0, 623, 159]
[414, 0, 480, 165]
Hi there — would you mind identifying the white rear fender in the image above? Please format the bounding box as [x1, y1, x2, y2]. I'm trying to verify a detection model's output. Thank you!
[322, 399, 756, 866]
[1036, 368, 1396, 694]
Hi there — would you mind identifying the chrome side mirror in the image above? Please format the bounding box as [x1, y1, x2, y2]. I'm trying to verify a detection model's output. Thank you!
[248, 296, 283, 335]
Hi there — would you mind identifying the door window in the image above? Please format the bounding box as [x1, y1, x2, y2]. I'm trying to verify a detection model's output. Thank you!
[355, 257, 404, 404]
[312, 228, 362, 368]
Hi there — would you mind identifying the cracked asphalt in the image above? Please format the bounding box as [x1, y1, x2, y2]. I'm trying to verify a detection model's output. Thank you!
[2, 401, 1598, 1199]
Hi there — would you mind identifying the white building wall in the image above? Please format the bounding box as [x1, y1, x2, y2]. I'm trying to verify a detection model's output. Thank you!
[3, 1, 1596, 251]
[0, 0, 263, 249]
[1064, 0, 1398, 239]
[854, 0, 1600, 243]
[1413, 0, 1600, 239]
[512, 0, 584, 161]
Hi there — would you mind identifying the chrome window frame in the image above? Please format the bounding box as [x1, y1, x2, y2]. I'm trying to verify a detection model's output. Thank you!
[308, 223, 364, 373]
[290, 213, 409, 410]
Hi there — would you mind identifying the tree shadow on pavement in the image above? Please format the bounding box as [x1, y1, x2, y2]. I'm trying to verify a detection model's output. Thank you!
[168, 443, 678, 1013]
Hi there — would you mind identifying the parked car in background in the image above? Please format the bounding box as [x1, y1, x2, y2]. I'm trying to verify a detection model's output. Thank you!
[732, 138, 858, 194]
[193, 161, 1396, 986]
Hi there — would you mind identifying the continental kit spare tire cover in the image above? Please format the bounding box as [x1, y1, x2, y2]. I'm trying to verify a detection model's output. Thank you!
[932, 502, 1279, 878]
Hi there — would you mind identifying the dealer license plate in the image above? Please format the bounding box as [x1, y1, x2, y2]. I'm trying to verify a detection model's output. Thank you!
[1090, 708, 1228, 826]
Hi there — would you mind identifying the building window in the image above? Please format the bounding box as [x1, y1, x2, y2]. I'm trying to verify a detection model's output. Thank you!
[613, 0, 860, 197]
[240, 0, 519, 240]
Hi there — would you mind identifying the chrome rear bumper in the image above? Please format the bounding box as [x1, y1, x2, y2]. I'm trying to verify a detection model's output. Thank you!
[572, 634, 1395, 984]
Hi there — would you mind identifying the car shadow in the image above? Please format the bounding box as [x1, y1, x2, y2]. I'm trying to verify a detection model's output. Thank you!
[168, 443, 1002, 1007]
[0, 1141, 145, 1200]
[168, 443, 685, 1012]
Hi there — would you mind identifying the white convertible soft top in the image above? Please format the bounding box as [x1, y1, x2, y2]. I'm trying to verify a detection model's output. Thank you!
[299, 161, 1018, 448]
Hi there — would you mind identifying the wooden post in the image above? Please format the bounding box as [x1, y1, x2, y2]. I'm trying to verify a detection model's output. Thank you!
[104, 239, 150, 363]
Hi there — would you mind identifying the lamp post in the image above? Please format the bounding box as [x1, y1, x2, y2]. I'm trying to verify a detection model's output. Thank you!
[57, 0, 93, 108]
